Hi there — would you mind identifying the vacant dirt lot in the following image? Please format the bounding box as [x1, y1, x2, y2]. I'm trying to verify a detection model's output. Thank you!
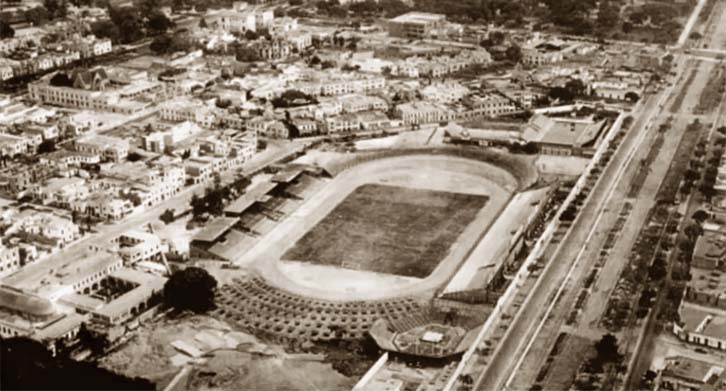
[283, 184, 488, 278]
[100, 315, 354, 391]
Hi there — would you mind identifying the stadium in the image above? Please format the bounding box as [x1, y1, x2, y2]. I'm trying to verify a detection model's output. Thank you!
[212, 147, 560, 346]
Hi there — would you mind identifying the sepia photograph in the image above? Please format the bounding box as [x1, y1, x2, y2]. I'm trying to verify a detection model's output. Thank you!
[1, 0, 725, 390]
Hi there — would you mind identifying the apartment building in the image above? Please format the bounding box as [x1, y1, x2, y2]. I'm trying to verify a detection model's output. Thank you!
[387, 12, 447, 39]
[159, 98, 217, 128]
[205, 3, 274, 32]
[339, 94, 388, 113]
[74, 134, 129, 162]
[0, 245, 21, 278]
[395, 101, 454, 125]
[110, 230, 166, 265]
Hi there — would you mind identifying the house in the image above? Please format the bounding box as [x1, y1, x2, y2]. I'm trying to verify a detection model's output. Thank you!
[74, 134, 129, 162]
[32, 177, 90, 207]
[692, 232, 726, 271]
[658, 356, 726, 391]
[673, 301, 726, 351]
[0, 133, 31, 157]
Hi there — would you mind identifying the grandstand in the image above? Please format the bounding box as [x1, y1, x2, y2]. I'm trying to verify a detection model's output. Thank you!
[211, 276, 422, 341]
[369, 305, 486, 359]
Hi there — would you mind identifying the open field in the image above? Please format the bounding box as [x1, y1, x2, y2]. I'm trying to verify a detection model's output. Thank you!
[237, 153, 525, 301]
[99, 315, 355, 391]
[283, 184, 488, 278]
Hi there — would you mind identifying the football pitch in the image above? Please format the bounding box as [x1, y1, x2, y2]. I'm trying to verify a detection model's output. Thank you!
[282, 184, 489, 278]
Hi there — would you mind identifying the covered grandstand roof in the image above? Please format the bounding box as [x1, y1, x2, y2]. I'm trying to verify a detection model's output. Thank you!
[192, 217, 240, 243]
[272, 167, 305, 183]
[224, 181, 279, 216]
[208, 229, 256, 261]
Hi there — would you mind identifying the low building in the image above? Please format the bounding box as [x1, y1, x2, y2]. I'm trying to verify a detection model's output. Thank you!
[693, 232, 726, 271]
[339, 94, 389, 113]
[190, 216, 241, 260]
[395, 101, 454, 125]
[110, 230, 166, 265]
[658, 356, 726, 391]
[74, 134, 129, 162]
[685, 267, 726, 310]
[89, 268, 167, 326]
[673, 301, 726, 351]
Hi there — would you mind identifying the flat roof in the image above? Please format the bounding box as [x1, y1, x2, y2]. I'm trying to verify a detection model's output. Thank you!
[680, 302, 726, 340]
[60, 292, 106, 311]
[192, 216, 240, 243]
[33, 313, 88, 341]
[224, 181, 278, 215]
[663, 356, 724, 384]
[94, 269, 167, 319]
[208, 229, 256, 261]
[390, 12, 446, 24]
[272, 167, 304, 183]
[689, 267, 726, 298]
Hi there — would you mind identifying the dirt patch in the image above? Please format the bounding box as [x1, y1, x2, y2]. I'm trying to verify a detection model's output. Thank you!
[99, 315, 356, 391]
[282, 184, 488, 278]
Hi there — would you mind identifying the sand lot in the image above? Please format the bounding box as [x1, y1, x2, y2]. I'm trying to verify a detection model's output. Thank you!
[100, 316, 354, 391]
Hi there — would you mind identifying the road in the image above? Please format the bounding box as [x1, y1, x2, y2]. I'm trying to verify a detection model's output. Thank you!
[622, 66, 726, 390]
[470, 3, 715, 389]
[677, 0, 708, 47]
[474, 82, 666, 391]
[1, 139, 308, 292]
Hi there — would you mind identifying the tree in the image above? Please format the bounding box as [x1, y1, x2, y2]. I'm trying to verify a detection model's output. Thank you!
[24, 6, 50, 25]
[150, 35, 173, 54]
[235, 46, 259, 62]
[37, 139, 56, 154]
[190, 193, 205, 217]
[505, 44, 522, 63]
[199, 17, 208, 28]
[159, 209, 175, 224]
[565, 79, 586, 97]
[163, 267, 217, 313]
[147, 11, 175, 34]
[692, 209, 709, 223]
[549, 86, 575, 102]
[42, 0, 67, 20]
[0, 20, 14, 38]
[625, 91, 640, 102]
[91, 20, 120, 43]
[597, 0, 619, 30]
[593, 333, 620, 365]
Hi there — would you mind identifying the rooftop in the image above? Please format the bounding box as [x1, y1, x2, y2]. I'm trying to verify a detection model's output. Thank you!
[662, 356, 724, 385]
[680, 302, 726, 340]
[689, 267, 726, 298]
[192, 216, 240, 243]
[390, 12, 446, 24]
[224, 181, 278, 215]
[0, 286, 56, 319]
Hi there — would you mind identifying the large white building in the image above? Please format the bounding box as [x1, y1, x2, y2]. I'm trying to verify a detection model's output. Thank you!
[205, 2, 274, 33]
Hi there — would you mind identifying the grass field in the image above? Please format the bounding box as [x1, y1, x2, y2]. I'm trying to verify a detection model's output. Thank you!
[282, 184, 488, 278]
